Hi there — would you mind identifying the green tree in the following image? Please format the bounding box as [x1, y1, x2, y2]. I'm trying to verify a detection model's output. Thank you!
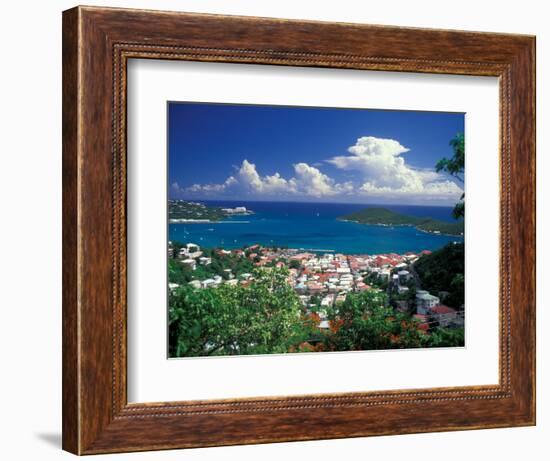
[168, 258, 194, 285]
[169, 267, 311, 357]
[323, 291, 426, 351]
[426, 327, 464, 347]
[436, 133, 465, 219]
[363, 272, 388, 290]
[289, 259, 302, 270]
[414, 242, 465, 309]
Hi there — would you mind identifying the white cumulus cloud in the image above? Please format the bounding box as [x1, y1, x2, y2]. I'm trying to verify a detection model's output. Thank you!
[175, 159, 352, 199]
[237, 160, 295, 194]
[174, 175, 237, 195]
[293, 162, 336, 197]
[171, 136, 463, 204]
[327, 136, 463, 201]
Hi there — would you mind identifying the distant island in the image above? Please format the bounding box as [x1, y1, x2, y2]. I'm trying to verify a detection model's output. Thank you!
[169, 200, 253, 223]
[339, 207, 464, 237]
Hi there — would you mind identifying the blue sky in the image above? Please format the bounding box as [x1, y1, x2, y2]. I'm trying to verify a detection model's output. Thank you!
[169, 102, 464, 206]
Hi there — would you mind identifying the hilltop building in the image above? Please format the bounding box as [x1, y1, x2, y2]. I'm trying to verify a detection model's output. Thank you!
[416, 290, 440, 315]
[178, 243, 203, 259]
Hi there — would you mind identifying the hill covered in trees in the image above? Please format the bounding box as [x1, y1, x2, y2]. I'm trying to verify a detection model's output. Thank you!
[339, 207, 464, 236]
[414, 242, 465, 309]
[169, 200, 227, 222]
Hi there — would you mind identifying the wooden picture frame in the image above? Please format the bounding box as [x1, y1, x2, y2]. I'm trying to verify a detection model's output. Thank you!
[62, 5, 536, 455]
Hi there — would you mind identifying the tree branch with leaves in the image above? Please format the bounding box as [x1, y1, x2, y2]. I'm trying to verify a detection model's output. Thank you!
[435, 133, 465, 219]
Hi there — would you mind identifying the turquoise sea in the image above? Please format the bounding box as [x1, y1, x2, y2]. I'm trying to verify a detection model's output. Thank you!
[169, 201, 463, 255]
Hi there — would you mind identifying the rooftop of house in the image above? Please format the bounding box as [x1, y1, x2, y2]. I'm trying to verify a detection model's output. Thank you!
[430, 305, 457, 315]
[417, 292, 439, 300]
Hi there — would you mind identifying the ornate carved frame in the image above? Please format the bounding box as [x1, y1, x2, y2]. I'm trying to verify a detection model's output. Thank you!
[62, 6, 535, 454]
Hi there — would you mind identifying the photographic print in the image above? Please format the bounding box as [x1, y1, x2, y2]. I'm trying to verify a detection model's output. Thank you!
[168, 102, 465, 358]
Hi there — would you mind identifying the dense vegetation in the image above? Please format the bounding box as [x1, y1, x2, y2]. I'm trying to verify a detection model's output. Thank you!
[339, 207, 464, 236]
[414, 242, 465, 309]
[169, 268, 309, 356]
[169, 246, 255, 284]
[323, 290, 426, 351]
[168, 267, 464, 357]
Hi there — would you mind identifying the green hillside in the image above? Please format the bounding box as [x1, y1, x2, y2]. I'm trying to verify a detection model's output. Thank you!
[414, 242, 465, 309]
[339, 207, 464, 236]
[169, 200, 226, 221]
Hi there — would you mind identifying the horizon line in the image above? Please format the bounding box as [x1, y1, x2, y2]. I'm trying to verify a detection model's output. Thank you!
[168, 197, 459, 208]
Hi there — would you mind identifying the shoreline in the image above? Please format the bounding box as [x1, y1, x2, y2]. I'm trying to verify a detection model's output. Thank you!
[167, 240, 463, 257]
[169, 219, 251, 224]
[338, 218, 463, 238]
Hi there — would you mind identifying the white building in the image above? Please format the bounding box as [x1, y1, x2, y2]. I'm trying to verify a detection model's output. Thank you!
[201, 278, 218, 288]
[321, 295, 335, 307]
[198, 256, 211, 265]
[416, 290, 440, 315]
[180, 258, 196, 271]
[178, 243, 202, 259]
[397, 270, 411, 284]
[222, 206, 248, 214]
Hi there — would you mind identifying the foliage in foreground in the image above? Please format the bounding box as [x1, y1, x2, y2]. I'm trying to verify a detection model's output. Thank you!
[169, 267, 311, 357]
[323, 290, 427, 351]
[169, 268, 464, 357]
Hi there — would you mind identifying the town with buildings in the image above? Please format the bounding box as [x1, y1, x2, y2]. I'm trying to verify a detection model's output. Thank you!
[168, 240, 464, 336]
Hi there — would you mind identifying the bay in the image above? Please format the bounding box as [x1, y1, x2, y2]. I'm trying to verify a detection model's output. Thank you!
[169, 200, 463, 255]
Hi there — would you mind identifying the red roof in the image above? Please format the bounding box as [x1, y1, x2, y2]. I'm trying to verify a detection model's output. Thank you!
[430, 305, 456, 315]
[413, 314, 430, 331]
[413, 314, 429, 322]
